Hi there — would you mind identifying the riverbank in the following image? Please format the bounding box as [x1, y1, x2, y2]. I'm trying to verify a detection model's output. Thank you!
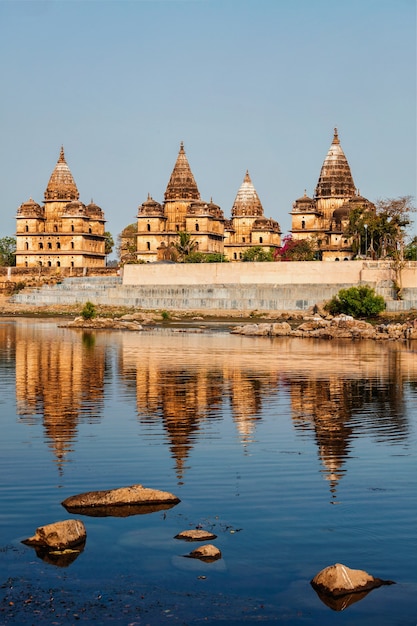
[1, 294, 416, 328]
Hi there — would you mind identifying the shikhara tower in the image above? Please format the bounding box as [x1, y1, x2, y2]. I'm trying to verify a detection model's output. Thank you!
[291, 128, 375, 260]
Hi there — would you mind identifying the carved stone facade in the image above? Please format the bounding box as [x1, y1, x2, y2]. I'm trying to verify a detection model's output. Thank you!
[135, 144, 281, 262]
[224, 171, 281, 260]
[291, 129, 375, 260]
[136, 143, 224, 262]
[15, 148, 106, 268]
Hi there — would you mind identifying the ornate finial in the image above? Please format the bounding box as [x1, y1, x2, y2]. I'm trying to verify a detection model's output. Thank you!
[244, 170, 251, 182]
[333, 128, 340, 144]
[304, 189, 307, 197]
[59, 145, 65, 162]
[180, 141, 184, 151]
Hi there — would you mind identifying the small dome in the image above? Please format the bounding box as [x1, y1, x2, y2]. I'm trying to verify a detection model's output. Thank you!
[17, 197, 43, 217]
[348, 194, 373, 210]
[138, 194, 164, 216]
[86, 201, 104, 219]
[253, 217, 281, 232]
[332, 204, 350, 221]
[293, 191, 315, 211]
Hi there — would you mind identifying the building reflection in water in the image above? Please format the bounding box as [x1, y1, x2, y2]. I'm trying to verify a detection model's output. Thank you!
[7, 321, 416, 494]
[14, 323, 106, 474]
[119, 332, 279, 482]
[118, 332, 415, 494]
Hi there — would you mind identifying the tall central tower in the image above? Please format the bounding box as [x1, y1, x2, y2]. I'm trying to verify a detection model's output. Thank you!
[164, 142, 200, 232]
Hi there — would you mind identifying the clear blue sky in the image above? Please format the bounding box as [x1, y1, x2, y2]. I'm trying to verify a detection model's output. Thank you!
[1, 0, 415, 253]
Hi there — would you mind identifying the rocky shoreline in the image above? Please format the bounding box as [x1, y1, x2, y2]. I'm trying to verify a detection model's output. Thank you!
[231, 314, 417, 341]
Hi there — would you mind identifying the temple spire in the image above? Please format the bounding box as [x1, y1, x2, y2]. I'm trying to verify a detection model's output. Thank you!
[164, 142, 200, 201]
[44, 146, 79, 202]
[314, 129, 356, 199]
[231, 170, 264, 217]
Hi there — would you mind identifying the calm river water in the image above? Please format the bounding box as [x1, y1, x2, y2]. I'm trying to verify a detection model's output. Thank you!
[0, 318, 416, 625]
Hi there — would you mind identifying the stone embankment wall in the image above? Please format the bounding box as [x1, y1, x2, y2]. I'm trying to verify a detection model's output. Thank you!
[9, 261, 417, 313]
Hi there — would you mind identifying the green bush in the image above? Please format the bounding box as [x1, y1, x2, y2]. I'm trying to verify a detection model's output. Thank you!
[81, 301, 97, 320]
[161, 310, 170, 321]
[324, 286, 385, 318]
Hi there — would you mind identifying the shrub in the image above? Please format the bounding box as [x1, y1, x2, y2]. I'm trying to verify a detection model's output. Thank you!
[161, 310, 170, 321]
[81, 301, 97, 320]
[324, 286, 385, 318]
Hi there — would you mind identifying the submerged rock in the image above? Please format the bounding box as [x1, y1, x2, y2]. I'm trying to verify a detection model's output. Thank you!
[186, 544, 222, 562]
[175, 529, 218, 542]
[22, 519, 86, 551]
[311, 563, 395, 599]
[62, 484, 180, 516]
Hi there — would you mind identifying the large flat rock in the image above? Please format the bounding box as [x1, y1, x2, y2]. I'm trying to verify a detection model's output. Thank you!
[61, 484, 180, 516]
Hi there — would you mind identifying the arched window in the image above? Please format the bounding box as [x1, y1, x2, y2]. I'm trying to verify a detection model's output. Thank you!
[195, 223, 199, 232]
[39, 242, 43, 249]
[242, 237, 246, 243]
[147, 223, 151, 232]
[25, 242, 29, 250]
[25, 224, 29, 232]
[57, 242, 61, 249]
[70, 261, 74, 268]
[301, 220, 306, 229]
[89, 227, 92, 234]
[54, 225, 58, 232]
[71, 224, 75, 232]
[71, 242, 74, 249]
[57, 261, 61, 267]
[234, 253, 237, 260]
[47, 261, 52, 267]
[47, 242, 52, 249]
[147, 242, 151, 250]
[259, 236, 263, 244]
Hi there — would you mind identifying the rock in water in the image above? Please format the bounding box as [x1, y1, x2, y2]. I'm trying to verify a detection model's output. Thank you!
[62, 484, 180, 514]
[187, 544, 222, 562]
[22, 519, 86, 550]
[311, 563, 395, 598]
[175, 529, 217, 542]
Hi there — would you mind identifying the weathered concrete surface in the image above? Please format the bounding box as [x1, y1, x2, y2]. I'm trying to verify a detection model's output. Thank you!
[311, 563, 395, 598]
[175, 529, 217, 542]
[22, 519, 86, 550]
[62, 484, 180, 517]
[9, 261, 417, 313]
[186, 544, 222, 562]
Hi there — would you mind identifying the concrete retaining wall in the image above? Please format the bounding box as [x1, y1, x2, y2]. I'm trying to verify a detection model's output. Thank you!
[10, 272, 417, 313]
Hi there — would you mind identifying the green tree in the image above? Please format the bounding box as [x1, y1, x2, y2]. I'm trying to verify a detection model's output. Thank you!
[344, 196, 415, 259]
[104, 231, 114, 257]
[117, 224, 137, 264]
[324, 286, 385, 318]
[0, 236, 16, 266]
[241, 246, 274, 262]
[184, 251, 228, 263]
[174, 231, 198, 262]
[404, 236, 417, 261]
[81, 301, 97, 320]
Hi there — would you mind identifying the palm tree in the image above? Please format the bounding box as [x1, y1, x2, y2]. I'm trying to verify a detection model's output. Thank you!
[174, 231, 198, 262]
